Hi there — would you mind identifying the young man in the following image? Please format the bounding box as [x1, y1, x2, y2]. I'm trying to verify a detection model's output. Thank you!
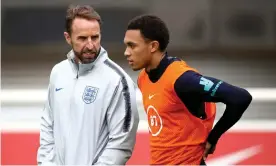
[123, 15, 252, 165]
[37, 5, 139, 165]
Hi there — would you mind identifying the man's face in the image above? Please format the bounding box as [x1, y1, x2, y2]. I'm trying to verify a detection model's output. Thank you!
[123, 30, 153, 71]
[64, 18, 101, 64]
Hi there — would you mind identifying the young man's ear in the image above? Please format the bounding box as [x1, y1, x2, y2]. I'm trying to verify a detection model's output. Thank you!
[64, 32, 72, 45]
[150, 41, 159, 53]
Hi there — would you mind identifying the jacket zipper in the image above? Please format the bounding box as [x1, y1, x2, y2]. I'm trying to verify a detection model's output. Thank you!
[65, 66, 79, 163]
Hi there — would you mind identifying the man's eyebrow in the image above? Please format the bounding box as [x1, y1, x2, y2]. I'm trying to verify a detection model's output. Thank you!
[125, 41, 136, 45]
[91, 34, 100, 37]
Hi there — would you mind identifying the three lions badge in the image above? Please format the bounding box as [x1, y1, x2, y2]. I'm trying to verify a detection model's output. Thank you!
[83, 86, 99, 104]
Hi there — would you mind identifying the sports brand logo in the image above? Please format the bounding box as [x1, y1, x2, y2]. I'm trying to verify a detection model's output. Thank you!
[82, 86, 99, 104]
[148, 94, 158, 100]
[55, 88, 63, 92]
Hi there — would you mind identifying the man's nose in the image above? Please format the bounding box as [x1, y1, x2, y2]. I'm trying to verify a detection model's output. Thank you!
[124, 48, 130, 57]
[86, 38, 94, 50]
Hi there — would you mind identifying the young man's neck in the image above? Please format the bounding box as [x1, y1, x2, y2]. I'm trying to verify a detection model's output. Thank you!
[145, 51, 166, 72]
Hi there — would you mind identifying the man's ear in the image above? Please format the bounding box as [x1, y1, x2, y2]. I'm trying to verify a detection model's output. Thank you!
[64, 32, 72, 45]
[150, 41, 159, 53]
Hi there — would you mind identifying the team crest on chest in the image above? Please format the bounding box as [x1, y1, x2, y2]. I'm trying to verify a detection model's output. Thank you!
[82, 86, 99, 104]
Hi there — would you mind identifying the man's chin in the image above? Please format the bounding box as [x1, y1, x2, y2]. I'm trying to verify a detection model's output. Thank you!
[81, 54, 97, 64]
[131, 66, 142, 71]
[81, 58, 95, 64]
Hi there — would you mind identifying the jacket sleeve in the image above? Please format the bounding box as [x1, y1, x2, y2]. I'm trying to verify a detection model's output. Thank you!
[37, 72, 56, 166]
[94, 77, 140, 165]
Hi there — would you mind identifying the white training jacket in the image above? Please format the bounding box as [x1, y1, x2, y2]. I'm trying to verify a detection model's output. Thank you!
[37, 47, 140, 165]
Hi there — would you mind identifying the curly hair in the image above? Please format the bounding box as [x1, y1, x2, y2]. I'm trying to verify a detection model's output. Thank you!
[127, 15, 169, 52]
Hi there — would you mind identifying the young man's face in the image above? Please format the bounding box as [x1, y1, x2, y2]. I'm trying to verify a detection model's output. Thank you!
[123, 30, 152, 71]
[64, 18, 101, 64]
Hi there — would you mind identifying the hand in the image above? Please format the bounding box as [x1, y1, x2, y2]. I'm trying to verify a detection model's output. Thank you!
[203, 142, 216, 160]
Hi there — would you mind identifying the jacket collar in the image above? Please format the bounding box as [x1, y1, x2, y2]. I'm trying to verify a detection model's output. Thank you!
[67, 47, 108, 77]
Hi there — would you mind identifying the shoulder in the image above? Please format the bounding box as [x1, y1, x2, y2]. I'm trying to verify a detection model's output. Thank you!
[102, 58, 134, 85]
[162, 60, 198, 85]
[49, 59, 70, 82]
[168, 60, 198, 74]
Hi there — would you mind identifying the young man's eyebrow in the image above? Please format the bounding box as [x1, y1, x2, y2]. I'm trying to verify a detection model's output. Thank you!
[126, 41, 136, 45]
